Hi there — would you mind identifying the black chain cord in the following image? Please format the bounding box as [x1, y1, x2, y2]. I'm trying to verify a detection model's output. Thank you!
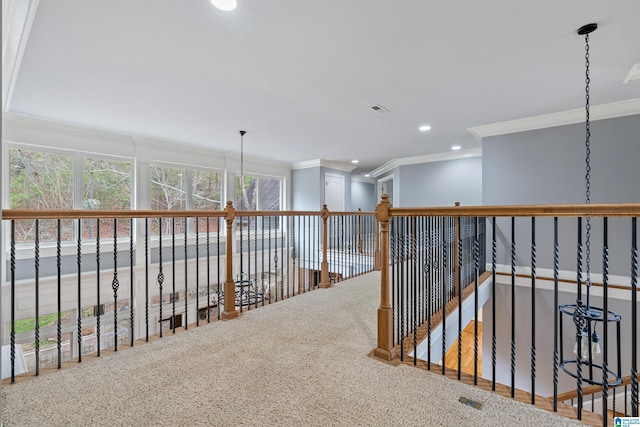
[584, 33, 592, 288]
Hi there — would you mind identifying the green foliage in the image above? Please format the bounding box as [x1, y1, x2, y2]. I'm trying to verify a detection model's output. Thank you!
[13, 312, 67, 334]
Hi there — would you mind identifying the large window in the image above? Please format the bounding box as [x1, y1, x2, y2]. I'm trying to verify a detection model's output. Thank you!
[236, 174, 281, 230]
[83, 157, 132, 239]
[10, 149, 73, 242]
[150, 164, 223, 235]
[235, 175, 281, 211]
[9, 147, 132, 243]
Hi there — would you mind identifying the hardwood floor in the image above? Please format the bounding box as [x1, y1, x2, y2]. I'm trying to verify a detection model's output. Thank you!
[444, 320, 482, 376]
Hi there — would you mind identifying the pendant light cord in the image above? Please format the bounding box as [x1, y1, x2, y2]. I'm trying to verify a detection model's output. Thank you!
[584, 33, 592, 290]
[240, 130, 246, 193]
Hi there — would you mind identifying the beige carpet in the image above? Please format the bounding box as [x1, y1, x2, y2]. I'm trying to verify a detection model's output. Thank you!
[2, 272, 581, 426]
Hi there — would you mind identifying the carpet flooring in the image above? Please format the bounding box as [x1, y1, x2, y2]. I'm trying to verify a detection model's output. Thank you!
[1, 272, 582, 426]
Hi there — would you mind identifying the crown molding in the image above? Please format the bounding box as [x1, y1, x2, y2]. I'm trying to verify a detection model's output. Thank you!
[290, 159, 356, 172]
[369, 148, 482, 178]
[468, 98, 640, 142]
[2, 0, 40, 111]
[3, 113, 289, 170]
[351, 175, 375, 184]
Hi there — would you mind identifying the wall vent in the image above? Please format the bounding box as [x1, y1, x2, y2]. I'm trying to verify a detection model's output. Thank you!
[370, 104, 390, 113]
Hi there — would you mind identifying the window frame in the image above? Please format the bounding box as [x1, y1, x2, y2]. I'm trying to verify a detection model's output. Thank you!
[149, 161, 225, 239]
[5, 142, 135, 257]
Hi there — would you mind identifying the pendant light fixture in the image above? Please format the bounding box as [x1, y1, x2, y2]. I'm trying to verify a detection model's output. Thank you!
[559, 23, 622, 391]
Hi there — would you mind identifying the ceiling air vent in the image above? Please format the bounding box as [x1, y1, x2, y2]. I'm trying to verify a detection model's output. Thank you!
[623, 63, 640, 84]
[370, 104, 390, 113]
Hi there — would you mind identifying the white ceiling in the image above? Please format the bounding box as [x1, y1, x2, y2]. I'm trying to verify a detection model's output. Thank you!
[7, 0, 640, 175]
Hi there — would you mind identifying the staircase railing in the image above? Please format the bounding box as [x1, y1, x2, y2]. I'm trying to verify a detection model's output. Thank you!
[1, 204, 377, 382]
[373, 195, 639, 426]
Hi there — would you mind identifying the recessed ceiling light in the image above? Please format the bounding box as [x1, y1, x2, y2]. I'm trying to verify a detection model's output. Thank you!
[364, 174, 371, 177]
[352, 160, 359, 164]
[451, 145, 462, 151]
[210, 0, 237, 11]
[419, 125, 431, 132]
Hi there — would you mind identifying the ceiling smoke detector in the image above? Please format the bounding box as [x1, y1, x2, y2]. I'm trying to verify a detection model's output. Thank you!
[370, 104, 390, 113]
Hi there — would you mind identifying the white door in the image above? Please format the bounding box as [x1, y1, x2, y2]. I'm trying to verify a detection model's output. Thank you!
[324, 173, 345, 211]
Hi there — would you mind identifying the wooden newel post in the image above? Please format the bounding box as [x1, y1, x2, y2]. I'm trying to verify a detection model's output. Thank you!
[221, 201, 239, 320]
[319, 204, 331, 288]
[373, 194, 397, 360]
[374, 217, 381, 271]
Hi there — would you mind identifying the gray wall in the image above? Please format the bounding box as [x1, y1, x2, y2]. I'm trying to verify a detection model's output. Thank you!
[351, 181, 376, 212]
[483, 114, 640, 205]
[483, 114, 640, 276]
[291, 167, 321, 211]
[396, 157, 483, 207]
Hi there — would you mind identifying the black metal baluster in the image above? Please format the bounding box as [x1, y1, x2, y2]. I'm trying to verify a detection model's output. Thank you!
[442, 216, 448, 375]
[268, 218, 272, 302]
[184, 219, 188, 325]
[304, 215, 309, 291]
[246, 215, 251, 311]
[145, 219, 149, 340]
[10, 221, 16, 382]
[254, 214, 258, 309]
[35, 219, 40, 375]
[577, 217, 584, 419]
[158, 217, 164, 338]
[427, 217, 432, 369]
[96, 220, 101, 355]
[77, 219, 82, 362]
[276, 217, 288, 298]
[287, 216, 291, 298]
[553, 217, 559, 411]
[602, 217, 609, 422]
[531, 217, 536, 404]
[457, 216, 463, 380]
[196, 217, 200, 326]
[474, 216, 479, 386]
[400, 217, 405, 362]
[632, 217, 638, 416]
[412, 217, 418, 366]
[511, 216, 516, 398]
[391, 218, 396, 346]
[112, 219, 119, 351]
[262, 216, 266, 307]
[57, 220, 62, 369]
[613, 387, 616, 417]
[216, 218, 221, 320]
[158, 218, 164, 338]
[304, 215, 308, 289]
[130, 218, 134, 346]
[492, 216, 497, 391]
[239, 216, 244, 313]
[172, 217, 176, 332]
[207, 217, 211, 323]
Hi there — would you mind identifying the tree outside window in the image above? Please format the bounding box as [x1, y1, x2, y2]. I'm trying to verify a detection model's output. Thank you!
[10, 148, 74, 242]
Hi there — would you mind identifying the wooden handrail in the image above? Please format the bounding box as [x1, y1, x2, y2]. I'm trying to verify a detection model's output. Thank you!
[9, 202, 640, 221]
[1, 209, 376, 221]
[495, 271, 640, 293]
[390, 203, 640, 218]
[555, 374, 640, 402]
